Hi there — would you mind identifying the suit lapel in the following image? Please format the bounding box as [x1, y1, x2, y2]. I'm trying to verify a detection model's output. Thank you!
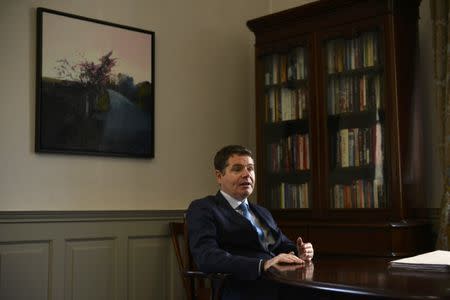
[249, 202, 277, 232]
[215, 192, 266, 233]
[214, 192, 250, 227]
[215, 192, 279, 251]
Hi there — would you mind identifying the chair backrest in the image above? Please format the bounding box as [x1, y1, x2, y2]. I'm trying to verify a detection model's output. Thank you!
[170, 221, 230, 300]
[169, 222, 193, 299]
[169, 221, 211, 300]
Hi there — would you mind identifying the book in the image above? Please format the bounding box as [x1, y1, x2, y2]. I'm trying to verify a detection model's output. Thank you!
[340, 129, 349, 167]
[389, 250, 450, 273]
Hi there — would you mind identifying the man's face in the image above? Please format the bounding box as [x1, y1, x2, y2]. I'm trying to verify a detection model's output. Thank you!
[216, 154, 255, 201]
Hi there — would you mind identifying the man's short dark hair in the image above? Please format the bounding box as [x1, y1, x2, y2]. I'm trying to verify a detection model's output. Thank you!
[214, 145, 253, 173]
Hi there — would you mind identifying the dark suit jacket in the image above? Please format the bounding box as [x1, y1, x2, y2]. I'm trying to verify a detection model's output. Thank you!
[186, 191, 297, 281]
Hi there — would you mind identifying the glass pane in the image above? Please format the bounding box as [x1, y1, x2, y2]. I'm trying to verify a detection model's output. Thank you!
[326, 31, 380, 73]
[262, 45, 311, 210]
[269, 181, 310, 209]
[324, 30, 386, 209]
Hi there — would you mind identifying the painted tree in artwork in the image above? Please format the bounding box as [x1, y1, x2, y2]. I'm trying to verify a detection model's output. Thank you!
[55, 51, 118, 115]
[78, 51, 117, 87]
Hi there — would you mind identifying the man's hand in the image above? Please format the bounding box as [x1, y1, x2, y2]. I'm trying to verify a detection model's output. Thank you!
[271, 262, 306, 272]
[272, 261, 314, 280]
[263, 252, 304, 271]
[297, 237, 314, 261]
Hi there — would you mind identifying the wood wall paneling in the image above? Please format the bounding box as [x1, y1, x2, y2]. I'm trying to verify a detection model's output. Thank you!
[0, 211, 185, 300]
[65, 238, 117, 300]
[0, 242, 50, 300]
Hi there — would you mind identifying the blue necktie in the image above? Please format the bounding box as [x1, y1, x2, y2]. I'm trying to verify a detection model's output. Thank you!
[239, 202, 265, 243]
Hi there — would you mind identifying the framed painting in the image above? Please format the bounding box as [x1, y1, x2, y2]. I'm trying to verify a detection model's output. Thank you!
[36, 8, 154, 158]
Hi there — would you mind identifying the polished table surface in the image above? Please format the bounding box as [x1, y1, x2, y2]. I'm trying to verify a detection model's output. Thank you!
[267, 256, 450, 300]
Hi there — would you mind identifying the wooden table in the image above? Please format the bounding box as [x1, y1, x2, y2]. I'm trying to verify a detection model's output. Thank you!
[266, 256, 450, 299]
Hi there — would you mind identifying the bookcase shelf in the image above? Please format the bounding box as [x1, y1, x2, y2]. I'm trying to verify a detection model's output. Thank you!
[267, 170, 311, 180]
[248, 0, 430, 257]
[327, 111, 384, 128]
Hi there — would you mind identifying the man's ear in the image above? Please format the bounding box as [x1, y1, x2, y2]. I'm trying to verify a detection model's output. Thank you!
[215, 170, 223, 184]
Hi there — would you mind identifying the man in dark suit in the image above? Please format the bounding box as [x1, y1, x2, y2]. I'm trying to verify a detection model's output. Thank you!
[187, 145, 314, 300]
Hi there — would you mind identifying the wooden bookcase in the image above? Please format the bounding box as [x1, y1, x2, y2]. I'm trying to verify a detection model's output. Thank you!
[247, 0, 430, 257]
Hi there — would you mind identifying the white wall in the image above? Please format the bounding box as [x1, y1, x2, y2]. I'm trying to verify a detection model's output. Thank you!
[0, 0, 267, 210]
[269, 0, 315, 13]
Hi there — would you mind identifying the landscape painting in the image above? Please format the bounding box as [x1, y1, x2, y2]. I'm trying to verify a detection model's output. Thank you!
[36, 8, 154, 158]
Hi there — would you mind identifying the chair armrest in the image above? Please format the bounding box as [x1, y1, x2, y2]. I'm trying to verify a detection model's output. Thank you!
[184, 270, 231, 281]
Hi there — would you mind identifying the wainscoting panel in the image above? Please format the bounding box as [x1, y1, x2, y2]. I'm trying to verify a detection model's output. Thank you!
[0, 211, 185, 300]
[65, 238, 117, 300]
[128, 236, 168, 300]
[0, 241, 50, 300]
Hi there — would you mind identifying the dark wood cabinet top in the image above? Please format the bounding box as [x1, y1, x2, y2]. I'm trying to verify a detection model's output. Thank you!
[266, 256, 450, 299]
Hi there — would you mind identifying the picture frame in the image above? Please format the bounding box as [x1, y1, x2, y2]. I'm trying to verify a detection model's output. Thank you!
[36, 8, 155, 158]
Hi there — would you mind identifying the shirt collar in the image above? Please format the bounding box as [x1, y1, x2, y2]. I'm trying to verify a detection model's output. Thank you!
[220, 190, 248, 210]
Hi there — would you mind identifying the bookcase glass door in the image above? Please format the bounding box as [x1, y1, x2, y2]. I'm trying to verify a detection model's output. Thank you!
[324, 29, 387, 210]
[262, 45, 311, 210]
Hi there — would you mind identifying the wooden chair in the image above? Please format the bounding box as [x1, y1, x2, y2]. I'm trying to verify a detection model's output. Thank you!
[169, 221, 230, 300]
